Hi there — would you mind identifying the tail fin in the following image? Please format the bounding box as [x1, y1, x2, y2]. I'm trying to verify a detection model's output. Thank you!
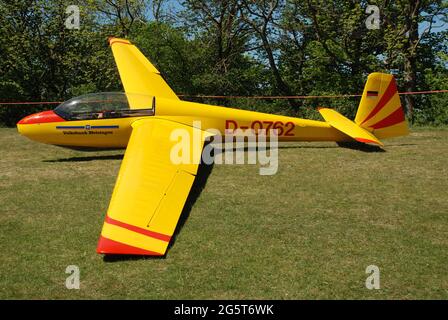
[355, 73, 408, 139]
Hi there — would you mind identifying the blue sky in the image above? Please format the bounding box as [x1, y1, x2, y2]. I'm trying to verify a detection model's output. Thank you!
[419, 14, 447, 35]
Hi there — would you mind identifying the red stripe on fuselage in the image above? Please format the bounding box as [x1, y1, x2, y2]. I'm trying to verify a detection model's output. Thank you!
[105, 216, 171, 242]
[362, 79, 398, 124]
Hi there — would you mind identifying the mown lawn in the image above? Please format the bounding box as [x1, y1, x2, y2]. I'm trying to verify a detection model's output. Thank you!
[0, 127, 447, 299]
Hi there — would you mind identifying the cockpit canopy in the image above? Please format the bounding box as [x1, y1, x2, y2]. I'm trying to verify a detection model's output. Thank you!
[54, 92, 154, 121]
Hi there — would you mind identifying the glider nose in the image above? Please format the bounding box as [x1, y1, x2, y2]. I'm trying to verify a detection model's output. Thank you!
[17, 110, 64, 125]
[17, 110, 65, 140]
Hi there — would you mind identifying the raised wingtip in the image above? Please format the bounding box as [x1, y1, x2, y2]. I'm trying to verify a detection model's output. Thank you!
[355, 137, 384, 146]
[108, 37, 131, 46]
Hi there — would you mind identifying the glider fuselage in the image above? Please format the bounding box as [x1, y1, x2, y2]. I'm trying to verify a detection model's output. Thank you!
[17, 97, 347, 148]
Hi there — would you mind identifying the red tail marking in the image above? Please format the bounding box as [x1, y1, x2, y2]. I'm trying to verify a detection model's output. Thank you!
[362, 79, 398, 125]
[370, 106, 405, 129]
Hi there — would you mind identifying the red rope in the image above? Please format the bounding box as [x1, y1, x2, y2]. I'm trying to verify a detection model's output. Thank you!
[0, 89, 447, 105]
[398, 90, 448, 95]
[178, 94, 364, 99]
[179, 89, 448, 99]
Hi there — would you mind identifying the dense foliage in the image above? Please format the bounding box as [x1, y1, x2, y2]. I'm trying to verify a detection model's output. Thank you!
[0, 0, 447, 126]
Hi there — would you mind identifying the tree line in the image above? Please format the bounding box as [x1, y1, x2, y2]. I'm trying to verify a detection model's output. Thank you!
[0, 0, 447, 126]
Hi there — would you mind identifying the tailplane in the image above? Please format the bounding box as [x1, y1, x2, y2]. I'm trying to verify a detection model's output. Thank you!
[318, 107, 383, 146]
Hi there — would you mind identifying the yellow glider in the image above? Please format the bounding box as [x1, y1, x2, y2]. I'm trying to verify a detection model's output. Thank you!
[16, 38, 409, 256]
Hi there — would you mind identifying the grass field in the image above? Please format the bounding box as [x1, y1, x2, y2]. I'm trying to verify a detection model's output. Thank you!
[0, 127, 447, 299]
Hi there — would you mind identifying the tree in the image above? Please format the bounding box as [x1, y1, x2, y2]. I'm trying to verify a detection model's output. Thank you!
[381, 0, 448, 122]
[0, 0, 121, 125]
[0, 0, 446, 126]
[239, 0, 302, 109]
[86, 0, 146, 36]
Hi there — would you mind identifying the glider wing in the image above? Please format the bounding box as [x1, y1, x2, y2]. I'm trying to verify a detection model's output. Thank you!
[109, 37, 179, 108]
[97, 118, 211, 256]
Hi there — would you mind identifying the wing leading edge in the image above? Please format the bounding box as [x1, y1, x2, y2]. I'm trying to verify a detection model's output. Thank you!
[97, 118, 212, 256]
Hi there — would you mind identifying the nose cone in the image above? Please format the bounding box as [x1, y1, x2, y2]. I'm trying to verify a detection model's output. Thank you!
[17, 110, 64, 125]
[17, 110, 65, 140]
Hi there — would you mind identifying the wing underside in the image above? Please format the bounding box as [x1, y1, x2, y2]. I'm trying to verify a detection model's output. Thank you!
[97, 118, 210, 256]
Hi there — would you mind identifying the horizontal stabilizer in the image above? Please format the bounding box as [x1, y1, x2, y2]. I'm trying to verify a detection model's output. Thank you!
[318, 107, 383, 146]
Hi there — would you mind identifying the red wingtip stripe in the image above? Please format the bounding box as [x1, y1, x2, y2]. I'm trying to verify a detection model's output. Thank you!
[109, 38, 131, 46]
[105, 216, 171, 242]
[355, 137, 381, 145]
[97, 236, 163, 256]
[362, 78, 398, 124]
[369, 106, 405, 129]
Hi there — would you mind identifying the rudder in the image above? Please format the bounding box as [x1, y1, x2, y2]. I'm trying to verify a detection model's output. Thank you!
[355, 73, 409, 139]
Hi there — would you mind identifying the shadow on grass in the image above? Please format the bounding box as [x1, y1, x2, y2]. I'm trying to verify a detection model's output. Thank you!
[385, 143, 417, 147]
[229, 143, 379, 151]
[336, 141, 386, 153]
[216, 144, 339, 152]
[168, 160, 215, 250]
[44, 154, 124, 162]
[43, 141, 407, 164]
[278, 145, 338, 149]
[226, 142, 416, 151]
[103, 254, 166, 262]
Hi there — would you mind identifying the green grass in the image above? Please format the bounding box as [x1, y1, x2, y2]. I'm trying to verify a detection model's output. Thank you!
[0, 127, 447, 299]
